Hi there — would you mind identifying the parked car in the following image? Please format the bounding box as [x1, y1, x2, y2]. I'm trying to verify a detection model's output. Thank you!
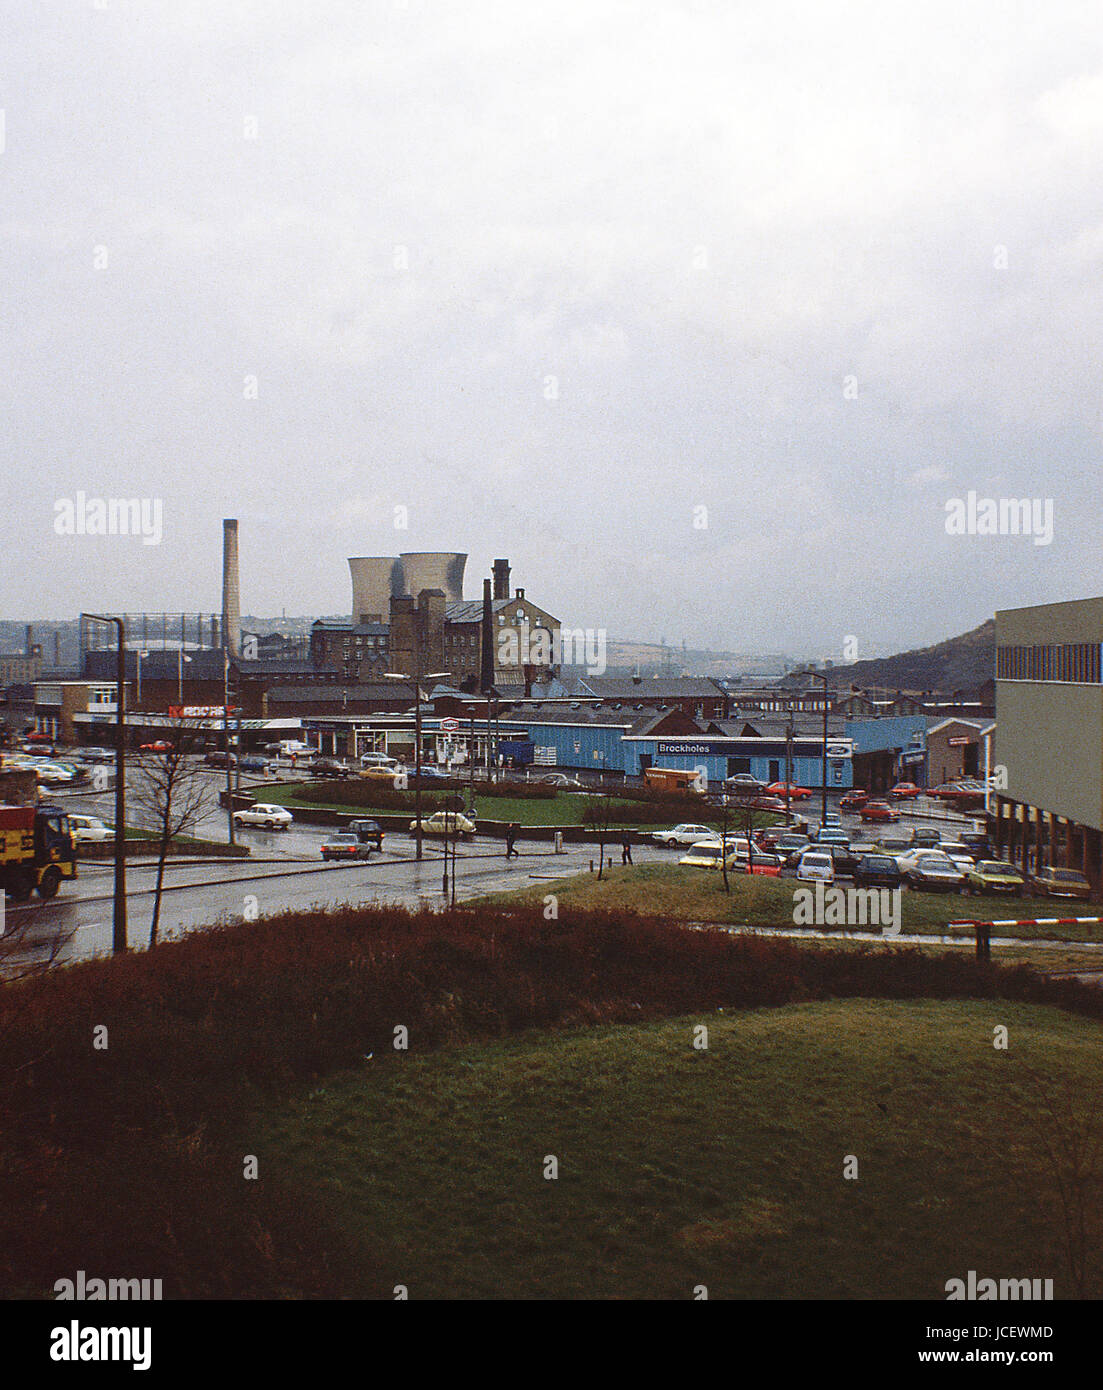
[814, 828, 850, 848]
[795, 850, 835, 883]
[735, 851, 783, 877]
[204, 751, 237, 768]
[839, 789, 869, 810]
[320, 832, 373, 862]
[347, 819, 385, 851]
[238, 755, 270, 773]
[901, 851, 965, 893]
[860, 801, 899, 823]
[889, 781, 924, 799]
[853, 854, 903, 889]
[356, 764, 399, 783]
[30, 761, 74, 785]
[773, 832, 812, 859]
[652, 823, 717, 847]
[907, 827, 942, 848]
[76, 746, 115, 763]
[960, 830, 994, 859]
[412, 766, 455, 781]
[68, 814, 115, 845]
[871, 836, 912, 858]
[825, 844, 862, 878]
[139, 740, 173, 753]
[1030, 865, 1093, 900]
[680, 841, 743, 870]
[25, 731, 54, 745]
[937, 842, 977, 872]
[763, 781, 813, 801]
[233, 803, 293, 830]
[411, 811, 476, 839]
[963, 861, 1028, 896]
[359, 752, 398, 770]
[539, 773, 583, 787]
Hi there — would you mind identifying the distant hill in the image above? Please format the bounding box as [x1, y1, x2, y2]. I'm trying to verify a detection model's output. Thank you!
[823, 620, 995, 695]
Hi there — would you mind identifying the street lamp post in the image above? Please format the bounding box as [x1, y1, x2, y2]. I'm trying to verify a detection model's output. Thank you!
[796, 669, 830, 826]
[385, 667, 450, 862]
[82, 614, 127, 954]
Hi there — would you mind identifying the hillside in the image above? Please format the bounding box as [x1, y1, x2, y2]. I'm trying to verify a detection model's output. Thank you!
[824, 619, 994, 694]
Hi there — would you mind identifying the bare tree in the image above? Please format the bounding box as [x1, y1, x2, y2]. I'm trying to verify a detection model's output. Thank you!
[0, 907, 76, 982]
[130, 722, 215, 947]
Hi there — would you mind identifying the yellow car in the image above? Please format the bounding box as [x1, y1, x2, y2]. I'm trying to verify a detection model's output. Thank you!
[410, 811, 476, 839]
[359, 765, 401, 783]
[679, 840, 744, 870]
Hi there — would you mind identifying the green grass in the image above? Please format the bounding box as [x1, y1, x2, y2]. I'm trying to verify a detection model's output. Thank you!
[473, 862, 1103, 943]
[255, 998, 1103, 1298]
[261, 783, 739, 829]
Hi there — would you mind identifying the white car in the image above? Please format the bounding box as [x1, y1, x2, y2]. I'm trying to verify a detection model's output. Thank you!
[69, 814, 115, 844]
[652, 823, 717, 847]
[233, 803, 294, 830]
[359, 752, 398, 769]
[796, 851, 835, 883]
[411, 811, 476, 839]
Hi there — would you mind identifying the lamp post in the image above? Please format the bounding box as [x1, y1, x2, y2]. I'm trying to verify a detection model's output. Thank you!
[177, 648, 191, 704]
[384, 667, 450, 861]
[136, 649, 149, 707]
[82, 614, 127, 953]
[796, 668, 830, 826]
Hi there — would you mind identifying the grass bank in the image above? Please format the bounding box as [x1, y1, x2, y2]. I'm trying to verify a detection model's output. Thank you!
[474, 863, 1103, 943]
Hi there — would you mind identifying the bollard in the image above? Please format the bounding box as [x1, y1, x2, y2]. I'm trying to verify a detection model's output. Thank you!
[975, 920, 991, 962]
[554, 831, 564, 854]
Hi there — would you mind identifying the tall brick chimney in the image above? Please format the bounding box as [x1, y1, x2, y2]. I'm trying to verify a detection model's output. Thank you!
[480, 578, 495, 694]
[492, 558, 511, 602]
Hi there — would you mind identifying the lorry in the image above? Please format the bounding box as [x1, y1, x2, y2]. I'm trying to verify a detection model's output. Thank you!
[1, 802, 78, 902]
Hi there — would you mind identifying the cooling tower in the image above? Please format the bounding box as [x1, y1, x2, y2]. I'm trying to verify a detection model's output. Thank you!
[348, 556, 403, 624]
[399, 552, 466, 603]
[221, 519, 241, 658]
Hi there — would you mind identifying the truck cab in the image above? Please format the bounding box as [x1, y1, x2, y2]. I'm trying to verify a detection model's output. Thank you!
[1, 802, 77, 901]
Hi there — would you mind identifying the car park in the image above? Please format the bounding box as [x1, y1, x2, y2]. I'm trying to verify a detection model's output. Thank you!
[1030, 865, 1093, 900]
[652, 823, 718, 848]
[860, 801, 899, 823]
[233, 803, 293, 830]
[320, 833, 373, 862]
[963, 861, 1028, 896]
[795, 851, 835, 884]
[411, 811, 476, 838]
[853, 854, 903, 889]
[68, 814, 115, 845]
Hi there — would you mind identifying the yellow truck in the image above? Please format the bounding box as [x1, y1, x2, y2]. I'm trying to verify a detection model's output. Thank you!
[1, 802, 77, 901]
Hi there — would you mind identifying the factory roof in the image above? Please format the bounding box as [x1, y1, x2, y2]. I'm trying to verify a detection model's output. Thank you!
[445, 599, 511, 624]
[575, 675, 726, 700]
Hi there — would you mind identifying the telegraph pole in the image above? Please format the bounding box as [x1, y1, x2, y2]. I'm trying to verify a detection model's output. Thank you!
[83, 614, 127, 953]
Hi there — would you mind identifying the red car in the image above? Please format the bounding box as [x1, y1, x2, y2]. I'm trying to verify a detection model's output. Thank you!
[860, 801, 899, 823]
[839, 789, 868, 809]
[764, 782, 813, 801]
[889, 781, 923, 799]
[139, 740, 173, 753]
[26, 731, 55, 744]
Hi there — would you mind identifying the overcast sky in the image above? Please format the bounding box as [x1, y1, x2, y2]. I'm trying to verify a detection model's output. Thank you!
[3, 0, 1102, 658]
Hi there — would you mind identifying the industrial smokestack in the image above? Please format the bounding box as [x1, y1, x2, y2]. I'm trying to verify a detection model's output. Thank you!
[480, 577, 495, 694]
[221, 519, 241, 658]
[492, 558, 511, 601]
